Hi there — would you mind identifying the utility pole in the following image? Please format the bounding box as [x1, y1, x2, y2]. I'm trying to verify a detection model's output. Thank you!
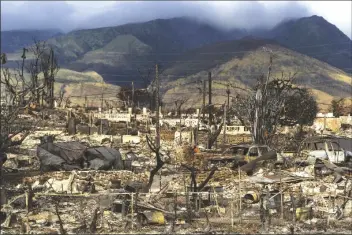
[80, 82, 83, 99]
[223, 102, 227, 148]
[226, 83, 230, 111]
[41, 90, 44, 108]
[0, 53, 6, 136]
[155, 63, 160, 148]
[85, 96, 88, 109]
[20, 48, 27, 105]
[202, 80, 206, 120]
[207, 72, 213, 150]
[50, 49, 55, 108]
[196, 107, 201, 145]
[208, 72, 212, 125]
[323, 113, 326, 134]
[101, 87, 104, 112]
[100, 86, 103, 135]
[131, 81, 135, 113]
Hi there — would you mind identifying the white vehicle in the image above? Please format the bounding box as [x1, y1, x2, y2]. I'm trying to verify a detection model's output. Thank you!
[298, 137, 352, 165]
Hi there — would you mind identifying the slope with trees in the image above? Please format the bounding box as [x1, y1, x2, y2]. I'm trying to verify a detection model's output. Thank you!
[161, 38, 352, 110]
[267, 15, 351, 72]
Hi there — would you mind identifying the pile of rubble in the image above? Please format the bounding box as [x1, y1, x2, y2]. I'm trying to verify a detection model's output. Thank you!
[22, 170, 149, 193]
[1, 120, 352, 234]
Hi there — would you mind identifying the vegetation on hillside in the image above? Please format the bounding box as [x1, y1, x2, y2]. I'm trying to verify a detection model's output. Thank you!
[1, 16, 350, 109]
[161, 38, 351, 110]
[269, 15, 351, 72]
[1, 29, 62, 53]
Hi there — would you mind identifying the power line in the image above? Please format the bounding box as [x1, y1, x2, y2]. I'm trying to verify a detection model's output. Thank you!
[68, 92, 342, 108]
[5, 49, 351, 80]
[10, 40, 349, 57]
[90, 42, 351, 56]
[98, 69, 352, 79]
[69, 91, 118, 98]
[61, 72, 352, 91]
[95, 50, 351, 80]
[162, 92, 344, 108]
[92, 50, 351, 63]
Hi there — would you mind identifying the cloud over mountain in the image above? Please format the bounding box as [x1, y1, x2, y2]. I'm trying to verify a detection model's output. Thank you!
[1, 1, 350, 38]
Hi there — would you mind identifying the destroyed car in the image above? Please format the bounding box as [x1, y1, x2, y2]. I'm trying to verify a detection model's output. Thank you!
[207, 144, 271, 168]
[298, 136, 352, 166]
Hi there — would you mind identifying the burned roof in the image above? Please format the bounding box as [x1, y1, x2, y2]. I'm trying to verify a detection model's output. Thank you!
[38, 141, 87, 164]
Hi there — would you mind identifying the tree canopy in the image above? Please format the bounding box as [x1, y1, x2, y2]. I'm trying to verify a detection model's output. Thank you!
[230, 55, 318, 145]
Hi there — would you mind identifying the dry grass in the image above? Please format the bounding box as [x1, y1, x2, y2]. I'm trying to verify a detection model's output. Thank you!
[309, 88, 335, 111]
[328, 73, 352, 85]
[51, 69, 104, 83]
[1, 65, 120, 107]
[54, 81, 120, 107]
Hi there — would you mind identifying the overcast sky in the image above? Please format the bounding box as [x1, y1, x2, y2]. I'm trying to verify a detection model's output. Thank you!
[1, 1, 351, 38]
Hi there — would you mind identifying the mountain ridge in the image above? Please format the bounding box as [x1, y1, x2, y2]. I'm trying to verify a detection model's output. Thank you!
[267, 15, 351, 71]
[161, 38, 351, 111]
[1, 15, 351, 109]
[0, 29, 64, 53]
[2, 15, 350, 72]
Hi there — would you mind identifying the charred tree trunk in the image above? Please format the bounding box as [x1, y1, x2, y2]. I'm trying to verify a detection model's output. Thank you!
[54, 200, 66, 235]
[208, 123, 223, 149]
[146, 135, 164, 190]
[208, 72, 212, 125]
[181, 165, 217, 192]
[197, 167, 217, 191]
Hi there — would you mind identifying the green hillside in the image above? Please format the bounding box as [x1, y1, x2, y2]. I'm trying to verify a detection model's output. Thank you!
[2, 16, 350, 86]
[270, 15, 351, 72]
[161, 38, 352, 111]
[1, 15, 350, 107]
[44, 17, 243, 63]
[73, 34, 152, 67]
[1, 29, 63, 53]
